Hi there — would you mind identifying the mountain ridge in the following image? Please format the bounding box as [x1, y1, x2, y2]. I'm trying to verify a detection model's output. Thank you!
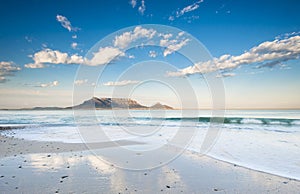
[1, 97, 174, 110]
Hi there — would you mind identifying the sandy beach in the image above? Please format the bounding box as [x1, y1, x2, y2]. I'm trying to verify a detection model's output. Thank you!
[1, 133, 299, 194]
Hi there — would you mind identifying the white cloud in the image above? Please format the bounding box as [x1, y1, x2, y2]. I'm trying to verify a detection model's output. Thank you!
[160, 36, 190, 57]
[130, 0, 146, 15]
[149, 50, 157, 58]
[74, 79, 88, 86]
[275, 31, 300, 40]
[88, 47, 125, 66]
[71, 42, 78, 49]
[138, 0, 146, 15]
[103, 80, 140, 86]
[0, 61, 21, 83]
[168, 16, 175, 21]
[168, 35, 300, 77]
[177, 0, 203, 18]
[169, 0, 203, 21]
[25, 46, 126, 68]
[159, 33, 173, 39]
[178, 31, 185, 37]
[24, 49, 85, 68]
[24, 63, 45, 69]
[37, 80, 59, 88]
[113, 26, 156, 49]
[56, 15, 79, 32]
[130, 0, 137, 8]
[128, 54, 135, 59]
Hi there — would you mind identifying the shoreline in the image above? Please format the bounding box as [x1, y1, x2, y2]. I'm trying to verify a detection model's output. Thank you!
[1, 134, 300, 193]
[1, 131, 300, 182]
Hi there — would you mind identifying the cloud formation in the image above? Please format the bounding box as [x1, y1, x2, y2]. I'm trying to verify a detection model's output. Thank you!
[0, 61, 21, 83]
[103, 80, 139, 86]
[56, 15, 79, 32]
[169, 0, 203, 21]
[160, 32, 189, 56]
[74, 79, 88, 86]
[25, 46, 125, 68]
[176, 0, 203, 18]
[24, 49, 85, 68]
[88, 47, 125, 66]
[216, 72, 236, 78]
[138, 0, 146, 15]
[130, 0, 137, 8]
[129, 0, 146, 15]
[71, 42, 78, 49]
[37, 80, 59, 88]
[25, 27, 189, 68]
[149, 50, 157, 58]
[168, 35, 300, 77]
[113, 26, 156, 49]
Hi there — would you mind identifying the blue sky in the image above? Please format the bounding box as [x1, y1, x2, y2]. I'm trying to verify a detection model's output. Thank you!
[0, 0, 299, 109]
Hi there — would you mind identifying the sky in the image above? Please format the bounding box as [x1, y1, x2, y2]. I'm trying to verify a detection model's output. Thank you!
[0, 0, 300, 109]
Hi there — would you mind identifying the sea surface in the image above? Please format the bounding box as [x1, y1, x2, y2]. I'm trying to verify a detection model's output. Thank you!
[0, 109, 299, 180]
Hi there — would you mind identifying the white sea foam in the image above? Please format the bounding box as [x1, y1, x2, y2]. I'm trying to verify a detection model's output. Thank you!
[0, 109, 300, 180]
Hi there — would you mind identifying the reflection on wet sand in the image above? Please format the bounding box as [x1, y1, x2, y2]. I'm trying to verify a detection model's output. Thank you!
[1, 142, 300, 193]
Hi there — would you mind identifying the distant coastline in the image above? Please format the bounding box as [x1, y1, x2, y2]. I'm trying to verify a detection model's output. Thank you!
[0, 97, 174, 111]
[1, 96, 300, 111]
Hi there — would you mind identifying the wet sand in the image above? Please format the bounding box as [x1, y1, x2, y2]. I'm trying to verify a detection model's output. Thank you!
[0, 133, 144, 158]
[1, 134, 300, 193]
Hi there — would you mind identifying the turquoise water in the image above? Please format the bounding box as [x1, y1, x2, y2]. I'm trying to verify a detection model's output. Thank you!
[0, 109, 300, 180]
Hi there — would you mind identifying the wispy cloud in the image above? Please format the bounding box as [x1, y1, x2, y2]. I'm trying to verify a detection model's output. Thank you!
[159, 32, 189, 56]
[129, 0, 146, 15]
[88, 47, 125, 66]
[128, 54, 135, 59]
[169, 0, 203, 21]
[130, 0, 137, 8]
[275, 31, 300, 40]
[168, 35, 300, 77]
[138, 0, 146, 15]
[103, 80, 140, 86]
[149, 50, 157, 58]
[176, 0, 203, 17]
[36, 80, 59, 88]
[56, 15, 80, 32]
[0, 61, 21, 83]
[216, 72, 236, 78]
[71, 42, 78, 49]
[74, 79, 88, 86]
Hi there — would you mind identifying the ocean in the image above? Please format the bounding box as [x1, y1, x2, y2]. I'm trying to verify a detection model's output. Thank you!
[0, 109, 299, 180]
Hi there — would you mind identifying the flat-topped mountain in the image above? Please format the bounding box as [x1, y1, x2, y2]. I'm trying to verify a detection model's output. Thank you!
[72, 97, 149, 109]
[71, 97, 174, 110]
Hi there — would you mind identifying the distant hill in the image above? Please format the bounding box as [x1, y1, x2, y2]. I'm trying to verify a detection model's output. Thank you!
[71, 97, 149, 109]
[3, 97, 173, 110]
[149, 102, 173, 110]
